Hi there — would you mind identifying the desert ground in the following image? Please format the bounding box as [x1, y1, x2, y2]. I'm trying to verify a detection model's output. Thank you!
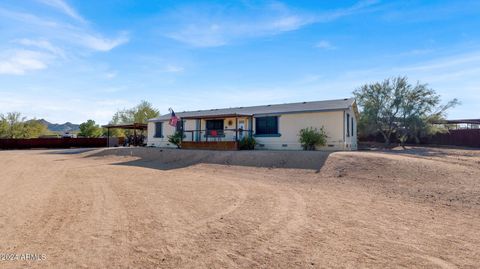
[0, 147, 479, 268]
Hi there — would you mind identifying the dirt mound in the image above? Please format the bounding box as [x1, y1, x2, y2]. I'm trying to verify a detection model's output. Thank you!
[86, 147, 331, 170]
[318, 151, 480, 208]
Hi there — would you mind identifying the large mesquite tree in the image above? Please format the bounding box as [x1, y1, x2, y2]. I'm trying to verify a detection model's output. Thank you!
[354, 77, 459, 145]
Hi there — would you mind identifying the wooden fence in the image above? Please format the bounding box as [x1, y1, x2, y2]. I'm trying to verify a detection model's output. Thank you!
[0, 138, 108, 149]
[422, 129, 480, 148]
[360, 129, 480, 148]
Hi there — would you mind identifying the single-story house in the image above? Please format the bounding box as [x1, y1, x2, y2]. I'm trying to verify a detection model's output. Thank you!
[147, 98, 359, 150]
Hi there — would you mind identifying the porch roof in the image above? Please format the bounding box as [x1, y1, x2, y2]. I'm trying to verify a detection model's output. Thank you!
[180, 113, 253, 120]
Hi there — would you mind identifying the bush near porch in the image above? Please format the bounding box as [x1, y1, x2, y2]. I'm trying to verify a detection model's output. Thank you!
[239, 136, 256, 150]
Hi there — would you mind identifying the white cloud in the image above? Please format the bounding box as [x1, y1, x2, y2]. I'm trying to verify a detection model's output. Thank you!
[165, 7, 313, 47]
[14, 38, 65, 58]
[75, 32, 129, 52]
[101, 86, 126, 93]
[268, 15, 311, 32]
[315, 0, 381, 22]
[315, 40, 335, 50]
[104, 71, 117, 79]
[156, 87, 298, 114]
[163, 64, 184, 73]
[0, 91, 133, 124]
[298, 74, 322, 84]
[396, 49, 434, 56]
[96, 99, 130, 106]
[1, 7, 128, 52]
[0, 50, 49, 75]
[36, 0, 86, 23]
[396, 51, 480, 73]
[287, 49, 480, 119]
[165, 0, 379, 47]
[0, 7, 59, 27]
[0, 4, 129, 74]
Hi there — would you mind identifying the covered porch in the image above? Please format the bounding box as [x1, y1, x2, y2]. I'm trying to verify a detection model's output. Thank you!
[180, 113, 254, 150]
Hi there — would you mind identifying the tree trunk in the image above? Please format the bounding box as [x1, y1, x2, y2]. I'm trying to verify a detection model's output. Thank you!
[381, 131, 390, 146]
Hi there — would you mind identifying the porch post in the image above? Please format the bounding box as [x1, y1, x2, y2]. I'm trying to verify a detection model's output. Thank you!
[107, 127, 110, 147]
[134, 128, 137, 146]
[179, 119, 183, 143]
[199, 118, 202, 142]
[235, 116, 238, 141]
[249, 116, 254, 137]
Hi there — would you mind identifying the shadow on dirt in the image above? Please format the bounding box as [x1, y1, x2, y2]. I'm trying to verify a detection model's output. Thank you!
[46, 148, 99, 155]
[86, 147, 332, 171]
[380, 146, 480, 159]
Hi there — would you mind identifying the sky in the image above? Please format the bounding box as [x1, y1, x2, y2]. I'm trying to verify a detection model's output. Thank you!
[0, 0, 479, 124]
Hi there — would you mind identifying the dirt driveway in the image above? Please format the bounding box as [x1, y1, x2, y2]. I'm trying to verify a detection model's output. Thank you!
[0, 147, 479, 268]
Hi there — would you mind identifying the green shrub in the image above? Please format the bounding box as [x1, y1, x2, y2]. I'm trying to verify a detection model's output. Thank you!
[168, 131, 182, 149]
[298, 127, 327, 150]
[239, 136, 256, 150]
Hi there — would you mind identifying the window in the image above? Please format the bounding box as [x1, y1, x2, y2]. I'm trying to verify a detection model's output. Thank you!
[346, 113, 350, 137]
[206, 119, 224, 136]
[255, 116, 279, 135]
[154, 122, 163, 138]
[351, 117, 354, 136]
[206, 119, 224, 130]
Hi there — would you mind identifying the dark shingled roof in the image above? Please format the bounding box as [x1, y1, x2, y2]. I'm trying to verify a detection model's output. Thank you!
[149, 98, 355, 122]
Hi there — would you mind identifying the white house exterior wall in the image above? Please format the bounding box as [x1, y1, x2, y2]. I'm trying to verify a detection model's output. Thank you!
[252, 110, 353, 151]
[147, 121, 176, 148]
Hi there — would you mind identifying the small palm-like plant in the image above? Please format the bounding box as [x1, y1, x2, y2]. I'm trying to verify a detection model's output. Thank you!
[168, 131, 182, 149]
[239, 136, 256, 150]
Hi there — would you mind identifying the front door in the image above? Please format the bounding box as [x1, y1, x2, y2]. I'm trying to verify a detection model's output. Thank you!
[238, 120, 245, 139]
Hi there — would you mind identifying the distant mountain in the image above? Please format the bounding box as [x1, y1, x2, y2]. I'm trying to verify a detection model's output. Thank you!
[38, 119, 80, 133]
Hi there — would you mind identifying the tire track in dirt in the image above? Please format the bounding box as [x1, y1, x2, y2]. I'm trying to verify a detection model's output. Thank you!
[28, 163, 96, 268]
[81, 167, 131, 268]
[183, 167, 310, 267]
[97, 167, 179, 268]
[67, 160, 175, 268]
[188, 176, 248, 230]
[245, 186, 309, 265]
[13, 157, 132, 268]
[421, 255, 458, 269]
[1, 155, 83, 268]
[101, 167, 252, 268]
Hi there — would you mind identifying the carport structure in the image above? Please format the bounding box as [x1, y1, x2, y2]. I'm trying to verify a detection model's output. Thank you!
[442, 119, 480, 129]
[102, 123, 148, 147]
[430, 119, 480, 147]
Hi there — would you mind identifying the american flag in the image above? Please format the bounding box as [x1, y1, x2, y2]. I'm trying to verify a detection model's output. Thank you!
[168, 108, 179, 127]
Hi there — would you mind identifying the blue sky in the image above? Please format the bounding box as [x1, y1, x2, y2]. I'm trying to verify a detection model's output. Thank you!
[0, 0, 479, 124]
